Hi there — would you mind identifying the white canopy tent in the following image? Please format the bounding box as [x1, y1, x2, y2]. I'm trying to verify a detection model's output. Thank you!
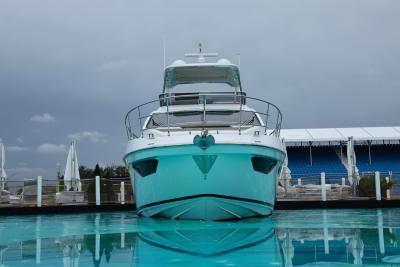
[281, 126, 400, 185]
[64, 141, 81, 192]
[0, 142, 7, 191]
[281, 126, 400, 146]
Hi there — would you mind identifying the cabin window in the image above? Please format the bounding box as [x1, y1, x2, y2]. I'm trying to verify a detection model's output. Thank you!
[170, 83, 236, 93]
[132, 159, 158, 177]
[251, 156, 277, 175]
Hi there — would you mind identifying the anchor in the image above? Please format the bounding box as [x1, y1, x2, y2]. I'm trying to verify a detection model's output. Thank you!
[193, 129, 215, 150]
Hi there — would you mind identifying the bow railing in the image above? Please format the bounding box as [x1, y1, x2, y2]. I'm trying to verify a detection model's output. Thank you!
[124, 92, 282, 140]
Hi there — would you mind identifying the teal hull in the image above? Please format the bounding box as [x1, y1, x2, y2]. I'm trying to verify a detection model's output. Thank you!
[125, 144, 285, 220]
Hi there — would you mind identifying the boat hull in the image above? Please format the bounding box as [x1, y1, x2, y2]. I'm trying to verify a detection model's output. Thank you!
[125, 144, 285, 220]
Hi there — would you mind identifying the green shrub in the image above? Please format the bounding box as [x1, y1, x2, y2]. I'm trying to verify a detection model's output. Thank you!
[358, 174, 395, 197]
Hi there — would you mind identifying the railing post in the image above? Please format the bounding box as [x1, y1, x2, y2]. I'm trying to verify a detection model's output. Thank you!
[166, 96, 170, 136]
[127, 113, 132, 139]
[138, 106, 142, 132]
[238, 95, 242, 135]
[386, 177, 391, 200]
[340, 177, 346, 198]
[202, 95, 206, 123]
[297, 178, 302, 186]
[321, 172, 327, 202]
[278, 112, 282, 135]
[120, 181, 125, 204]
[95, 176, 100, 205]
[375, 171, 381, 201]
[37, 176, 42, 207]
[275, 110, 280, 136]
[265, 103, 270, 135]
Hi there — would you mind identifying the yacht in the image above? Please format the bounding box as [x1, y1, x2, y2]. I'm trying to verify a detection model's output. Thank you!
[124, 47, 286, 220]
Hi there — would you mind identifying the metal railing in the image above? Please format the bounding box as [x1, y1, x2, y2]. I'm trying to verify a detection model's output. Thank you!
[279, 171, 400, 201]
[2, 171, 400, 207]
[124, 92, 283, 140]
[278, 173, 353, 201]
[0, 177, 134, 207]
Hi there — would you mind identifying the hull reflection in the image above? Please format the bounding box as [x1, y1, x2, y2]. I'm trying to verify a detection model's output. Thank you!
[135, 218, 283, 266]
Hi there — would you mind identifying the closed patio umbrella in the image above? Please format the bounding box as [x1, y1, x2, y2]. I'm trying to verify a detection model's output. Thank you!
[64, 141, 81, 191]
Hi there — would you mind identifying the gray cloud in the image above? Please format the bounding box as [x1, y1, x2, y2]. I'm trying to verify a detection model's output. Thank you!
[0, 0, 399, 179]
[99, 60, 129, 71]
[30, 113, 56, 123]
[68, 131, 107, 143]
[6, 146, 30, 152]
[37, 144, 67, 154]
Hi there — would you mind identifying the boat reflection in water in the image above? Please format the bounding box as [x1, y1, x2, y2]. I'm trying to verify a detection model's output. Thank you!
[135, 218, 282, 266]
[1, 209, 400, 266]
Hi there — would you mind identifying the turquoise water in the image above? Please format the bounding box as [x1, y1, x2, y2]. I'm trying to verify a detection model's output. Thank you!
[0, 209, 399, 266]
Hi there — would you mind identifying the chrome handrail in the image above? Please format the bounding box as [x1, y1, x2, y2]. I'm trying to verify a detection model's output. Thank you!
[124, 92, 282, 140]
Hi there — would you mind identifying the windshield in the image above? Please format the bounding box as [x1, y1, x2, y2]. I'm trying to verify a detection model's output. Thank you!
[146, 110, 261, 129]
[168, 83, 238, 93]
[163, 65, 241, 93]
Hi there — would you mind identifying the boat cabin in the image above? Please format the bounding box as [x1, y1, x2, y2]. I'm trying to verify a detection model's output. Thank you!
[159, 59, 245, 107]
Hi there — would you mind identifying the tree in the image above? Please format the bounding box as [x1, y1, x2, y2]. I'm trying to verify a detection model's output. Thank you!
[94, 164, 102, 177]
[79, 166, 94, 178]
[115, 165, 129, 178]
[85, 163, 117, 204]
[102, 166, 114, 179]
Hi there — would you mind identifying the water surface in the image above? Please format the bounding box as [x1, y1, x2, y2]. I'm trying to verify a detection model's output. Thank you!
[0, 209, 399, 266]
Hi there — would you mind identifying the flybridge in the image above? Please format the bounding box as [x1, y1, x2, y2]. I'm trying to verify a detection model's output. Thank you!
[163, 44, 242, 93]
[124, 46, 283, 140]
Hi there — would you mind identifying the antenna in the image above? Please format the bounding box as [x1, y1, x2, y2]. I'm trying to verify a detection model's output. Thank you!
[237, 53, 241, 69]
[185, 43, 218, 63]
[163, 38, 166, 70]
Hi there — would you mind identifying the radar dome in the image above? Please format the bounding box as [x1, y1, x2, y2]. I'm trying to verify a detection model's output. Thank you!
[217, 59, 232, 65]
[171, 60, 186, 66]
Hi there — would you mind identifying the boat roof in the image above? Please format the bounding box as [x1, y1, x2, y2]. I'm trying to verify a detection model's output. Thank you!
[163, 59, 241, 92]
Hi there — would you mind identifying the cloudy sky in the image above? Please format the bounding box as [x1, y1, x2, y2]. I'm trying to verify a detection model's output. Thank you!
[0, 0, 399, 179]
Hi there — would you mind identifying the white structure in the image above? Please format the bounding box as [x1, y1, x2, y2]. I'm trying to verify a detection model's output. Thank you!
[281, 126, 400, 144]
[124, 47, 286, 220]
[64, 141, 81, 192]
[0, 142, 7, 191]
[281, 126, 400, 183]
